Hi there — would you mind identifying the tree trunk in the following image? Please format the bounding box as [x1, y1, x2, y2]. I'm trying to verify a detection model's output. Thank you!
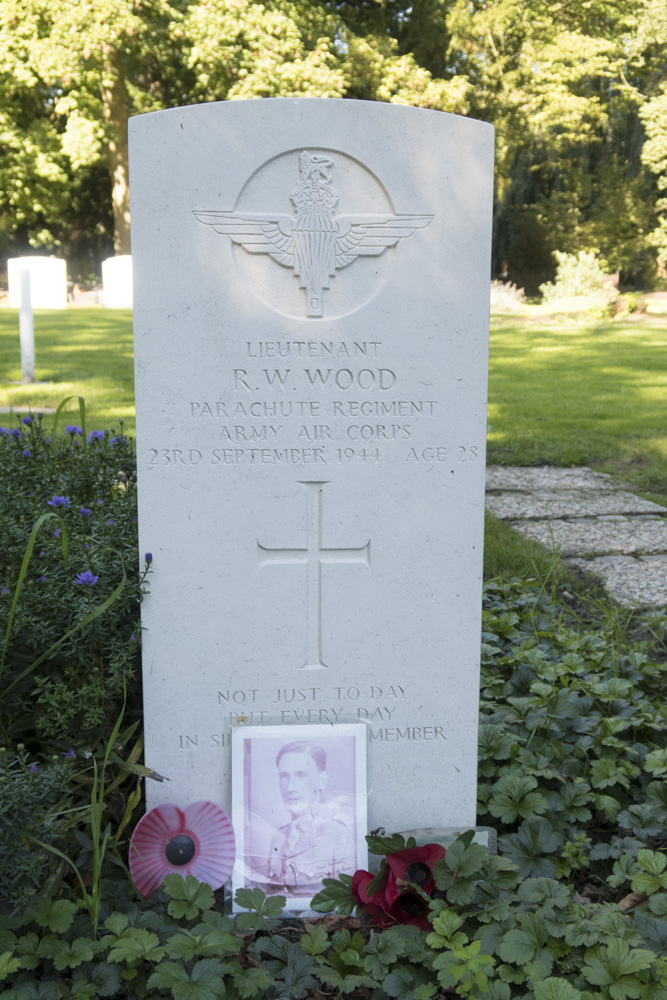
[100, 45, 131, 254]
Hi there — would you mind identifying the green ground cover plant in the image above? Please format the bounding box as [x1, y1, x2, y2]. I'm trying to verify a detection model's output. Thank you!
[1, 576, 666, 999]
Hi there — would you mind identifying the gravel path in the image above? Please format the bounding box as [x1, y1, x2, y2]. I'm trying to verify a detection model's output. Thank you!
[486, 466, 667, 607]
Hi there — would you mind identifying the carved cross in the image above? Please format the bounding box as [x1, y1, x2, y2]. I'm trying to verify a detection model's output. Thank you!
[258, 481, 370, 669]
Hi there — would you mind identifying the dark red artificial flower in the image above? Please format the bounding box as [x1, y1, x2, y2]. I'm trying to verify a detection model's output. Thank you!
[351, 844, 447, 930]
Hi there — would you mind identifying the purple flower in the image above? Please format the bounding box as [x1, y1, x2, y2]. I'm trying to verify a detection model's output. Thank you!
[96, 499, 104, 505]
[105, 518, 116, 527]
[109, 437, 117, 446]
[1, 587, 9, 595]
[87, 430, 106, 443]
[80, 507, 91, 517]
[130, 634, 137, 642]
[45, 437, 51, 444]
[10, 429, 21, 438]
[30, 764, 40, 774]
[48, 495, 71, 507]
[21, 416, 32, 425]
[82, 543, 90, 551]
[145, 552, 153, 563]
[74, 570, 98, 586]
[22, 449, 31, 458]
[39, 575, 48, 583]
[65, 425, 83, 435]
[61, 749, 76, 759]
[52, 529, 61, 538]
[0, 428, 8, 435]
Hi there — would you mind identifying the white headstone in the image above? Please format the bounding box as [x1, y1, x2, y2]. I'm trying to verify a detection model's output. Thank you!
[102, 255, 133, 308]
[8, 256, 67, 309]
[130, 99, 494, 833]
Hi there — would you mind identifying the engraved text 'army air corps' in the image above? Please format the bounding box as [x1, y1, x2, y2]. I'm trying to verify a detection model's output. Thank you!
[194, 151, 433, 318]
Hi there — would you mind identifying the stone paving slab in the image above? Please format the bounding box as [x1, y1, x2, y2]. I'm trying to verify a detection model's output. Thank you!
[511, 518, 667, 556]
[486, 466, 667, 608]
[486, 466, 620, 492]
[486, 491, 666, 520]
[567, 556, 667, 607]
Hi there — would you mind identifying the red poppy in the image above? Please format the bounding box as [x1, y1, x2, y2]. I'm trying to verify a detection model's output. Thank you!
[129, 800, 235, 898]
[351, 844, 447, 930]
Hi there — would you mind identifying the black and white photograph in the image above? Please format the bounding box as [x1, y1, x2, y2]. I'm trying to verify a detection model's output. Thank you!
[232, 725, 367, 910]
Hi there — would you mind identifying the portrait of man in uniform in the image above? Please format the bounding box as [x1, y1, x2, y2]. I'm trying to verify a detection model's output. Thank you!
[232, 724, 367, 910]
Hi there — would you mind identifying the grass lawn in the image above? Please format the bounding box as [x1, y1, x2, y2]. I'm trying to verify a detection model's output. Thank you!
[488, 312, 667, 502]
[1, 305, 665, 586]
[0, 308, 134, 434]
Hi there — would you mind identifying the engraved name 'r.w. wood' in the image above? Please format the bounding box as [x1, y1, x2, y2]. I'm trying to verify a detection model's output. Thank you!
[194, 151, 433, 318]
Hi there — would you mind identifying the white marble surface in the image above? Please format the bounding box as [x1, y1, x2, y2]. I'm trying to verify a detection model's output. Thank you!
[102, 255, 133, 308]
[130, 99, 494, 830]
[7, 257, 67, 309]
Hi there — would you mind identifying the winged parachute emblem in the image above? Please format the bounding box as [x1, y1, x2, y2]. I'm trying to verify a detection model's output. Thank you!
[194, 151, 433, 318]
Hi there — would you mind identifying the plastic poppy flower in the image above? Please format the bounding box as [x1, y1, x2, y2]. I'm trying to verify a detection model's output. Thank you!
[352, 843, 447, 930]
[129, 800, 235, 898]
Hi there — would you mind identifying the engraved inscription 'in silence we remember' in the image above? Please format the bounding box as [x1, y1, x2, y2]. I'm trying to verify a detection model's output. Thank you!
[194, 149, 433, 319]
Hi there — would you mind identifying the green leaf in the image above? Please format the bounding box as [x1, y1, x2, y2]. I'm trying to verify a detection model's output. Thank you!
[232, 965, 272, 998]
[198, 929, 241, 959]
[28, 899, 77, 934]
[442, 839, 489, 878]
[534, 977, 583, 1000]
[366, 833, 412, 855]
[103, 914, 129, 937]
[498, 928, 537, 965]
[314, 967, 378, 992]
[178, 959, 228, 1000]
[259, 938, 317, 997]
[301, 925, 329, 957]
[414, 985, 437, 1000]
[488, 773, 548, 824]
[232, 888, 286, 920]
[582, 939, 656, 989]
[147, 961, 189, 990]
[498, 818, 561, 878]
[0, 951, 21, 979]
[90, 962, 122, 998]
[383, 968, 422, 1000]
[164, 875, 215, 920]
[164, 931, 203, 961]
[517, 878, 570, 909]
[362, 928, 404, 978]
[310, 877, 356, 915]
[426, 908, 464, 947]
[107, 929, 165, 966]
[69, 981, 97, 1000]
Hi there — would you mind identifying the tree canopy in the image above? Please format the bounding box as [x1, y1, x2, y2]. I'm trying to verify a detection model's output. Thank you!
[1, 0, 665, 289]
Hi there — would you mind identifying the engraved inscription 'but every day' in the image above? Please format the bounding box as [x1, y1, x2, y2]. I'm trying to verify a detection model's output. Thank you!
[194, 151, 433, 318]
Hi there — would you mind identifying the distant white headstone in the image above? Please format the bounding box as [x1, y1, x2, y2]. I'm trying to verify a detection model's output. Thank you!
[102, 255, 133, 308]
[130, 99, 494, 834]
[8, 257, 67, 309]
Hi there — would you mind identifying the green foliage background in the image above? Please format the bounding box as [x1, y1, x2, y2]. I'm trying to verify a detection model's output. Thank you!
[1, 0, 667, 288]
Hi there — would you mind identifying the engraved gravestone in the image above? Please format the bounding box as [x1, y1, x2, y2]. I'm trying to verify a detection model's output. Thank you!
[129, 98, 494, 832]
